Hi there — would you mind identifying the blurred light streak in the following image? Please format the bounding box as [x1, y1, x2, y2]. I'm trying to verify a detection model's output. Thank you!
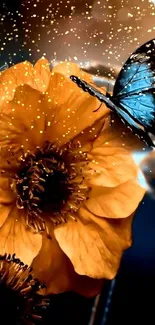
[0, 62, 8, 71]
[132, 150, 153, 191]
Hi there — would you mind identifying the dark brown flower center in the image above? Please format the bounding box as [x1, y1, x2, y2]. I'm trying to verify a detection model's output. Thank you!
[0, 254, 48, 325]
[12, 141, 90, 233]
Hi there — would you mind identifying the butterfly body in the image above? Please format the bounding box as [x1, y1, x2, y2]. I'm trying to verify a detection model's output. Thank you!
[70, 38, 155, 147]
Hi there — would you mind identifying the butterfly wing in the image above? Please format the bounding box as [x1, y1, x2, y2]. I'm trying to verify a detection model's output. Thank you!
[114, 106, 155, 147]
[70, 76, 155, 146]
[113, 38, 155, 135]
[70, 39, 155, 147]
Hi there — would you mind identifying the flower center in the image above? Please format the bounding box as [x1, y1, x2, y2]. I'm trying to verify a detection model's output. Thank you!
[0, 254, 48, 325]
[12, 141, 90, 233]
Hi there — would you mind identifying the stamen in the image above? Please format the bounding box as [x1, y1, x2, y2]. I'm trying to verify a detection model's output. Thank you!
[11, 141, 92, 234]
[0, 253, 49, 324]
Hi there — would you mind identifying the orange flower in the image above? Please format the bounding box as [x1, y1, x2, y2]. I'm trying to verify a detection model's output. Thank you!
[0, 59, 145, 296]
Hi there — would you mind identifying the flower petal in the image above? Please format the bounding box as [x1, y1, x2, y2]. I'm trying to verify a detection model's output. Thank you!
[81, 114, 146, 218]
[32, 224, 104, 297]
[32, 229, 76, 294]
[0, 204, 12, 227]
[43, 73, 110, 145]
[52, 61, 92, 82]
[0, 205, 42, 265]
[72, 275, 104, 298]
[0, 59, 50, 105]
[93, 114, 146, 152]
[72, 117, 105, 153]
[54, 208, 133, 278]
[0, 177, 15, 204]
[0, 85, 47, 170]
[87, 147, 138, 187]
[85, 179, 145, 218]
[34, 58, 51, 92]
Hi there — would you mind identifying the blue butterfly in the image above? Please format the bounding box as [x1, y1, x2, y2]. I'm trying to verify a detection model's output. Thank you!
[70, 38, 155, 147]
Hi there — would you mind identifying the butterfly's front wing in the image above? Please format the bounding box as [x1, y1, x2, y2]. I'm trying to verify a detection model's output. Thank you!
[113, 38, 155, 136]
[114, 62, 155, 97]
[113, 38, 155, 98]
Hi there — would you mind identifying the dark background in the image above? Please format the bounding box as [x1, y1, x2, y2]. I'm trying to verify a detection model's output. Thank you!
[1, 0, 155, 324]
[38, 195, 155, 325]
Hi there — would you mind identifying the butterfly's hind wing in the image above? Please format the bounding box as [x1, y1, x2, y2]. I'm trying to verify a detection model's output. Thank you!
[116, 90, 155, 135]
[114, 105, 155, 147]
[113, 38, 155, 135]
